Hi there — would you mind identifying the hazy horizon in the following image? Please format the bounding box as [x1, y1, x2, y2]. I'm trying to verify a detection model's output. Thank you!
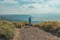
[0, 14, 60, 24]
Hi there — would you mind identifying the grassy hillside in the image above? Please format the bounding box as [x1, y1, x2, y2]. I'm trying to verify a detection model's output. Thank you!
[38, 21, 60, 36]
[0, 20, 15, 40]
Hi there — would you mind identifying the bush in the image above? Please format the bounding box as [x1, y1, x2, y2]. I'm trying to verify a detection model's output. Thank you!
[32, 24, 40, 27]
[0, 20, 15, 40]
[43, 24, 53, 31]
[39, 21, 60, 35]
[13, 22, 28, 28]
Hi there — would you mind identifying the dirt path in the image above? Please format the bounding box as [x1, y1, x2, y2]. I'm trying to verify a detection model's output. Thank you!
[13, 28, 21, 40]
[14, 27, 60, 40]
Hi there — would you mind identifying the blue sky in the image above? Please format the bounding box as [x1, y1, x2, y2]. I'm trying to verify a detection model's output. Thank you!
[0, 0, 60, 14]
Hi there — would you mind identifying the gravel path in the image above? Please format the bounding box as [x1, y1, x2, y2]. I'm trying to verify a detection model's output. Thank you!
[14, 27, 60, 40]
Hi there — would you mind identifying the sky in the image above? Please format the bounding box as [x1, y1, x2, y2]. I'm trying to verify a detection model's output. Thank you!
[0, 0, 60, 14]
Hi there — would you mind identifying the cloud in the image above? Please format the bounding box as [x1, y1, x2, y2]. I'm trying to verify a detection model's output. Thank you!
[44, 0, 60, 8]
[0, 0, 19, 5]
[1, 6, 59, 14]
[0, 0, 60, 8]
[15, 0, 59, 10]
[0, 6, 20, 14]
[0, 0, 4, 1]
[0, 0, 60, 14]
[18, 0, 60, 8]
[19, 7, 60, 14]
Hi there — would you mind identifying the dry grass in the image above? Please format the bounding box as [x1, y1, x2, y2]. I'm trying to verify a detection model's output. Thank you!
[13, 22, 28, 28]
[38, 21, 60, 36]
[13, 28, 20, 40]
[0, 20, 16, 40]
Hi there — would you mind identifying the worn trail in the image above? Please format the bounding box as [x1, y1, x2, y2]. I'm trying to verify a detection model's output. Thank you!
[14, 27, 60, 40]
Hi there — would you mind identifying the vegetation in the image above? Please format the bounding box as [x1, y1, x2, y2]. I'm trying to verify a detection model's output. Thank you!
[0, 20, 15, 40]
[13, 21, 60, 37]
[32, 24, 40, 27]
[13, 22, 28, 28]
[1, 19, 60, 39]
[39, 21, 60, 36]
